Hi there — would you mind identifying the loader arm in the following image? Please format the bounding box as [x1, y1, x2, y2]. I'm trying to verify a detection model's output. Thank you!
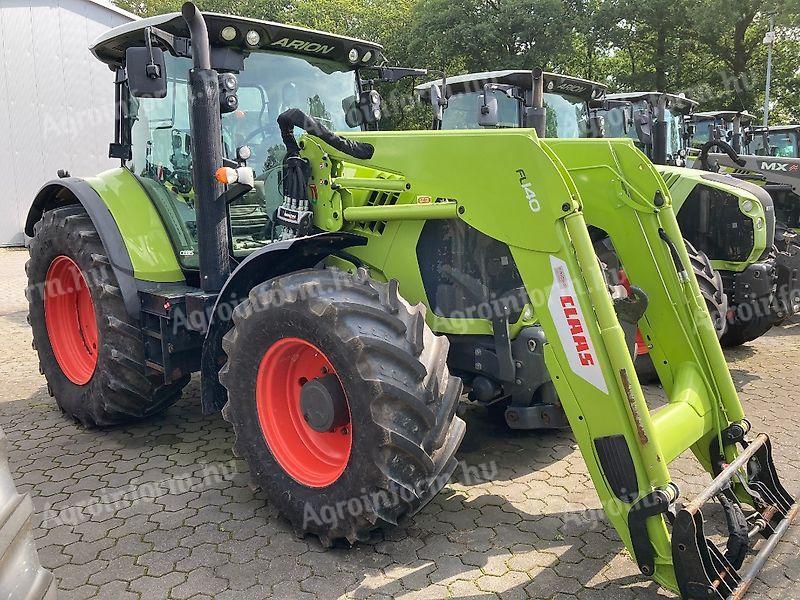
[297, 128, 796, 598]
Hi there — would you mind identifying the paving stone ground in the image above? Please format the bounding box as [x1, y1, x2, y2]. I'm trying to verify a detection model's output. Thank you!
[1, 246, 798, 599]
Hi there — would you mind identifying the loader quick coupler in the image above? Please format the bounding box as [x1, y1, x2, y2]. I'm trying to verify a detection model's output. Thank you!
[668, 427, 799, 599]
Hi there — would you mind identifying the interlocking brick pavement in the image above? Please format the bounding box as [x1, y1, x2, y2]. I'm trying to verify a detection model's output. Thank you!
[1, 247, 799, 599]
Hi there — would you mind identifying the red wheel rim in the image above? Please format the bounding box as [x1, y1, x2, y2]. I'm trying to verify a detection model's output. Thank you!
[44, 256, 99, 385]
[256, 337, 352, 487]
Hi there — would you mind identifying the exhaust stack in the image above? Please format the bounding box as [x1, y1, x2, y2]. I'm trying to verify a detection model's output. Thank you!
[182, 2, 230, 292]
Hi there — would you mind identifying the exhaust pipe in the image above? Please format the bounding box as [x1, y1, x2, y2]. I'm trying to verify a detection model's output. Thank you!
[182, 2, 230, 292]
[651, 94, 668, 165]
[525, 68, 547, 138]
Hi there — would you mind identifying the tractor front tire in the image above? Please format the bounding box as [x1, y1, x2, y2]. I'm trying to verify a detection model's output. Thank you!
[219, 268, 465, 545]
[26, 205, 189, 427]
[685, 239, 728, 339]
[636, 240, 727, 384]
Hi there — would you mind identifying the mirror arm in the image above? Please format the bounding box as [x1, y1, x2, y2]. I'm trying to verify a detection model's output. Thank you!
[143, 28, 162, 79]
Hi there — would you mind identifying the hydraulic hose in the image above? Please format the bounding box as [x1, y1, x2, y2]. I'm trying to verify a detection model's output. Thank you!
[698, 139, 747, 173]
[277, 109, 374, 159]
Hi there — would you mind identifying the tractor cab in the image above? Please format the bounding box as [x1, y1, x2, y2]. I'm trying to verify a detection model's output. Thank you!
[688, 110, 756, 154]
[599, 92, 698, 166]
[746, 124, 800, 158]
[414, 70, 606, 137]
[91, 12, 383, 271]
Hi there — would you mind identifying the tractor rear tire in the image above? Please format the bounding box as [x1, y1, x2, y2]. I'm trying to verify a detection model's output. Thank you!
[26, 205, 189, 427]
[219, 267, 465, 545]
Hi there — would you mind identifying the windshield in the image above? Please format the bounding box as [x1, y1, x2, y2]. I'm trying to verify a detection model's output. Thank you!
[543, 92, 590, 138]
[664, 108, 685, 156]
[127, 51, 358, 268]
[441, 91, 520, 129]
[690, 117, 716, 148]
[750, 131, 799, 157]
[439, 89, 590, 137]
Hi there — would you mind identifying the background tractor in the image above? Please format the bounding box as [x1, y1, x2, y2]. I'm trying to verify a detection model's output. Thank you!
[598, 93, 783, 342]
[23, 5, 797, 597]
[416, 75, 774, 348]
[685, 110, 800, 321]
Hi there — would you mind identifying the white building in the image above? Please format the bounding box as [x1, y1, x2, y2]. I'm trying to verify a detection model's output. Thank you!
[0, 0, 137, 246]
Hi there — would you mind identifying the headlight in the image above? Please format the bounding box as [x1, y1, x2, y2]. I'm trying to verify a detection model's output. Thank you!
[245, 30, 261, 47]
[348, 48, 359, 63]
[220, 26, 237, 42]
[742, 200, 754, 213]
[361, 51, 373, 63]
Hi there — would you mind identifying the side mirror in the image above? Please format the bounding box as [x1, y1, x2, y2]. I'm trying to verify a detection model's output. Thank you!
[125, 46, 167, 99]
[634, 111, 652, 145]
[429, 84, 445, 123]
[343, 90, 383, 128]
[478, 85, 499, 127]
[589, 113, 605, 138]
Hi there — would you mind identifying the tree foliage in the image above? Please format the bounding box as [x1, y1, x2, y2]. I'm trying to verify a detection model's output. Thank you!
[115, 0, 800, 121]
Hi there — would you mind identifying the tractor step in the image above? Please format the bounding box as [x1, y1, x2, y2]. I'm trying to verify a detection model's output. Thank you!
[672, 433, 798, 599]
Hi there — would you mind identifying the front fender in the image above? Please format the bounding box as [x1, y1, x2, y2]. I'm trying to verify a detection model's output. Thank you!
[200, 231, 367, 413]
[26, 178, 141, 320]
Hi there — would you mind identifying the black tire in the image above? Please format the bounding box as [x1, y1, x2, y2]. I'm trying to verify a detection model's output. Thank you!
[219, 267, 465, 545]
[595, 237, 727, 383]
[26, 205, 189, 427]
[684, 239, 728, 340]
[638, 241, 728, 382]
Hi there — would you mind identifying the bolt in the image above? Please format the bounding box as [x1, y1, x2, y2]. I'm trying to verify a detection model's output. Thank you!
[458, 206, 465, 214]
[341, 427, 349, 435]
[475, 348, 482, 356]
[506, 411, 519, 423]
[515, 378, 523, 385]
[561, 203, 571, 212]
[475, 362, 482, 371]
[527, 339, 537, 352]
[515, 361, 523, 368]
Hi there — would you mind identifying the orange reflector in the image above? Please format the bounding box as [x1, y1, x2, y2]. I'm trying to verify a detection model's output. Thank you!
[215, 167, 237, 184]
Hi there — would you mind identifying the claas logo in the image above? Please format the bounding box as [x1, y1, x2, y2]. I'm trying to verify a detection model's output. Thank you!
[560, 295, 595, 366]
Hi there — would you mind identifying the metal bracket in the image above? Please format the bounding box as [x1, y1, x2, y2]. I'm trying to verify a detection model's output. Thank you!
[491, 309, 515, 382]
[628, 484, 679, 576]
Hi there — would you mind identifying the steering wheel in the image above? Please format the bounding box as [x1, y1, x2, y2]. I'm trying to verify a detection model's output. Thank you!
[238, 120, 281, 148]
[698, 139, 747, 172]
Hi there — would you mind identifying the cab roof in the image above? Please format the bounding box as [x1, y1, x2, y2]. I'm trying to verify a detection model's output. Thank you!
[90, 11, 383, 68]
[691, 111, 756, 124]
[415, 70, 606, 102]
[763, 124, 800, 132]
[606, 92, 698, 114]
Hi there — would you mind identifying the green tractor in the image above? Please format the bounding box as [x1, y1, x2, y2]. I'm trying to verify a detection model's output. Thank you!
[685, 110, 800, 321]
[415, 75, 776, 347]
[24, 5, 797, 597]
[599, 94, 784, 341]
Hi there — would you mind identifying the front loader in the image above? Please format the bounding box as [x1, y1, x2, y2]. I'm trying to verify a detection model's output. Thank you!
[23, 6, 797, 597]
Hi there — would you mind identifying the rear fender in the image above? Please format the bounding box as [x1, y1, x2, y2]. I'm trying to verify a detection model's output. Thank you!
[200, 232, 367, 413]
